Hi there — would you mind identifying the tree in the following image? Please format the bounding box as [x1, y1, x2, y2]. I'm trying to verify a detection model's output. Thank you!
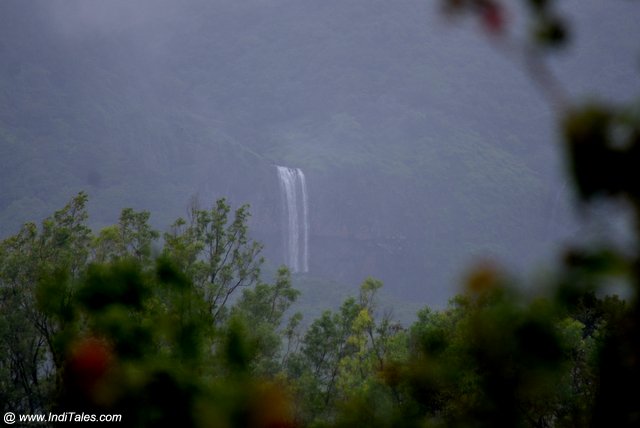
[314, 2, 640, 426]
[356, 1, 640, 427]
[233, 266, 301, 375]
[92, 208, 159, 265]
[0, 193, 287, 423]
[0, 193, 92, 412]
[163, 198, 263, 326]
[285, 278, 406, 426]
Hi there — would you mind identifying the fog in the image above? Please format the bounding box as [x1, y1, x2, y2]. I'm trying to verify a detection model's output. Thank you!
[1, 0, 638, 318]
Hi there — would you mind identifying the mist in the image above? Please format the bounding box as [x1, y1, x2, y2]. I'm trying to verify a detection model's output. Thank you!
[1, 0, 639, 316]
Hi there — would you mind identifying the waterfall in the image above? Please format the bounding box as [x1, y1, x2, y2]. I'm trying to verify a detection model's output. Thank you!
[276, 166, 309, 273]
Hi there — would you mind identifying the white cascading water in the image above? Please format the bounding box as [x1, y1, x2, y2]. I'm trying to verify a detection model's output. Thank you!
[276, 166, 309, 273]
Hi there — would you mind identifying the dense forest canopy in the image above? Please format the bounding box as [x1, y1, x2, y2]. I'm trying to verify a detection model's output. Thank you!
[1, 0, 640, 426]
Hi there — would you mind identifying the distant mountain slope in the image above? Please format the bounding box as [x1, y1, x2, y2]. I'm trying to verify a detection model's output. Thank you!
[1, 0, 638, 305]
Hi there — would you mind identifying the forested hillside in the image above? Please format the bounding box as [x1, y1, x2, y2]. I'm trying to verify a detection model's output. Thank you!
[1, 0, 638, 306]
[2, 0, 640, 426]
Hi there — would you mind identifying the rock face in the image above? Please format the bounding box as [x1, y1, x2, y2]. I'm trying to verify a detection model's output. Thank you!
[1, 0, 596, 307]
[233, 164, 436, 304]
[235, 160, 567, 307]
[210, 161, 429, 300]
[303, 167, 437, 301]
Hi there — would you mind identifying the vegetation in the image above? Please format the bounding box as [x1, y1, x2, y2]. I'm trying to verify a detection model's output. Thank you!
[0, 188, 637, 427]
[1, 0, 639, 427]
[0, 195, 300, 426]
[1, 0, 596, 307]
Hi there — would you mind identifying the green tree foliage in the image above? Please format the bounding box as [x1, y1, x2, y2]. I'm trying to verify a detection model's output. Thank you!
[1, 184, 633, 427]
[0, 192, 92, 412]
[0, 195, 297, 427]
[391, 272, 601, 427]
[267, 1, 640, 427]
[1, 1, 639, 427]
[233, 266, 301, 375]
[324, 1, 640, 427]
[163, 199, 263, 325]
[283, 278, 406, 426]
[52, 257, 295, 427]
[92, 208, 159, 264]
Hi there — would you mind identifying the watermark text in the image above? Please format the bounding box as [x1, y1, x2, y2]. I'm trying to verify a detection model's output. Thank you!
[4, 411, 122, 424]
